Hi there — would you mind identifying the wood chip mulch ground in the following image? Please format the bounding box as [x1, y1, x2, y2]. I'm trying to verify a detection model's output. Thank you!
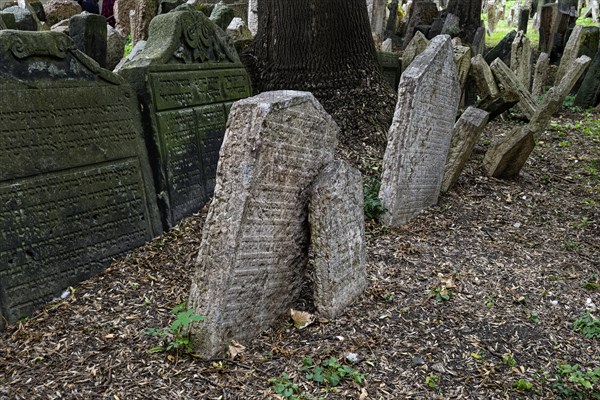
[1, 109, 599, 399]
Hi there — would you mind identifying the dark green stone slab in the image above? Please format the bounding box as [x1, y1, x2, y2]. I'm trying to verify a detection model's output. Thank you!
[378, 51, 401, 90]
[119, 5, 251, 229]
[0, 30, 161, 328]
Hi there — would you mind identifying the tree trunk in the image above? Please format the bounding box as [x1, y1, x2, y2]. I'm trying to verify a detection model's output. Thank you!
[242, 0, 395, 152]
[446, 0, 483, 44]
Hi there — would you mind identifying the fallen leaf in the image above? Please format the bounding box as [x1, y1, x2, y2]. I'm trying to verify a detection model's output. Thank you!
[290, 309, 314, 329]
[359, 387, 368, 400]
[228, 340, 246, 360]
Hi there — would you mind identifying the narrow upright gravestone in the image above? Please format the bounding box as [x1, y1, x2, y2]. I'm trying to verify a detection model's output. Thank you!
[309, 160, 366, 319]
[119, 5, 251, 229]
[188, 91, 338, 357]
[379, 35, 460, 226]
[0, 30, 161, 327]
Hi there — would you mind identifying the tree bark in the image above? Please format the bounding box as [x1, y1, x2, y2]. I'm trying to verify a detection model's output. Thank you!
[446, 0, 483, 44]
[242, 0, 396, 152]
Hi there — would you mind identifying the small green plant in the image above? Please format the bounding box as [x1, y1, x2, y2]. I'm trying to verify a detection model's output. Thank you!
[573, 217, 594, 229]
[145, 302, 204, 355]
[269, 373, 301, 399]
[301, 357, 365, 387]
[431, 286, 453, 302]
[485, 295, 495, 308]
[363, 176, 386, 223]
[513, 378, 533, 391]
[529, 311, 540, 324]
[552, 363, 600, 399]
[573, 311, 600, 339]
[502, 353, 517, 368]
[425, 373, 440, 389]
[562, 239, 579, 251]
[123, 35, 133, 57]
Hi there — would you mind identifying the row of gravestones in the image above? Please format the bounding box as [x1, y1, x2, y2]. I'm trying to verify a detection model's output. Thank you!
[0, 5, 251, 329]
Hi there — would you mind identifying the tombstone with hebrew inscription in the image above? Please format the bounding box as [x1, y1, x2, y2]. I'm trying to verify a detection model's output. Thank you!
[0, 30, 161, 329]
[188, 91, 338, 357]
[119, 5, 251, 229]
[379, 35, 460, 226]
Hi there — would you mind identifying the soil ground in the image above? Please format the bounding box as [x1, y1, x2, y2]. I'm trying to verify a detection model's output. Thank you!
[1, 108, 599, 399]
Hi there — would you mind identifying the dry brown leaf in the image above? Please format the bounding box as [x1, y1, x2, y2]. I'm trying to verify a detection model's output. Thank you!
[290, 309, 314, 329]
[228, 340, 246, 360]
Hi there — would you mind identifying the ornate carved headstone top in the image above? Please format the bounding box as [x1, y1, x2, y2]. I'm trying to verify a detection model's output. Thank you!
[119, 5, 251, 229]
[0, 30, 160, 329]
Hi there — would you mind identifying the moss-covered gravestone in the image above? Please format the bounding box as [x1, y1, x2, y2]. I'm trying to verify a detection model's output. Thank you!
[119, 5, 251, 229]
[0, 30, 161, 329]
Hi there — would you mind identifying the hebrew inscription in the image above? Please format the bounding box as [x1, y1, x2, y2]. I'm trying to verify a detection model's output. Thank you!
[379, 35, 460, 226]
[188, 91, 338, 357]
[0, 30, 159, 327]
[119, 5, 252, 229]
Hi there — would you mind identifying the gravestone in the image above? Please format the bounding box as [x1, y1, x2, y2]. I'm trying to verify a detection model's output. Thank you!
[378, 51, 401, 90]
[379, 35, 460, 226]
[441, 107, 489, 192]
[484, 55, 591, 177]
[0, 30, 161, 328]
[119, 5, 251, 229]
[490, 58, 536, 119]
[188, 91, 338, 357]
[532, 52, 550, 99]
[0, 5, 36, 30]
[402, 30, 429, 73]
[453, 45, 472, 90]
[510, 30, 532, 91]
[555, 24, 582, 85]
[487, 0, 498, 32]
[574, 50, 600, 107]
[131, 0, 158, 43]
[309, 160, 366, 319]
[518, 8, 529, 32]
[0, 13, 16, 29]
[368, 0, 387, 41]
[246, 0, 257, 36]
[403, 0, 438, 49]
[69, 11, 107, 68]
[484, 29, 517, 65]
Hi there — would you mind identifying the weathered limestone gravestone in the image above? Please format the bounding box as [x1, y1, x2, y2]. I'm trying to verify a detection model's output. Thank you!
[379, 35, 460, 226]
[0, 30, 161, 328]
[441, 107, 489, 192]
[532, 52, 550, 99]
[510, 30, 531, 91]
[402, 30, 429, 73]
[309, 160, 366, 319]
[119, 5, 251, 229]
[188, 91, 338, 357]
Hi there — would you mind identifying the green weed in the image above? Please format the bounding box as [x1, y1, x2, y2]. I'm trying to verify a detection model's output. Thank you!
[145, 302, 204, 355]
[573, 311, 600, 339]
[425, 373, 440, 389]
[301, 356, 365, 387]
[513, 378, 533, 391]
[363, 176, 387, 223]
[552, 363, 600, 399]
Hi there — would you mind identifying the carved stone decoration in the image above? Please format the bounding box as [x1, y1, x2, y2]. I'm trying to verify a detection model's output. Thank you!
[119, 5, 251, 229]
[0, 30, 161, 329]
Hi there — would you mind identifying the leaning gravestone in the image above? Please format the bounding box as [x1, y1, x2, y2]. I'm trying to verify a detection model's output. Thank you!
[188, 91, 338, 357]
[379, 35, 460, 226]
[377, 51, 401, 90]
[440, 107, 489, 192]
[309, 160, 366, 319]
[119, 5, 251, 229]
[0, 30, 161, 329]
[69, 11, 108, 68]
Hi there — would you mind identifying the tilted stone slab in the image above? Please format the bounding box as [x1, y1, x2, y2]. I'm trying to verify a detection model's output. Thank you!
[0, 30, 161, 328]
[490, 58, 536, 119]
[471, 54, 500, 99]
[510, 30, 532, 91]
[188, 91, 338, 356]
[402, 30, 429, 73]
[380, 35, 460, 226]
[309, 160, 366, 320]
[554, 24, 583, 85]
[574, 50, 600, 108]
[531, 52, 550, 99]
[119, 5, 251, 229]
[441, 107, 489, 192]
[484, 56, 591, 178]
[453, 45, 472, 90]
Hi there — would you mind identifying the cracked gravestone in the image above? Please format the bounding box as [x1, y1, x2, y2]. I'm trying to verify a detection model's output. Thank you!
[119, 5, 251, 229]
[0, 30, 161, 329]
[309, 160, 366, 319]
[379, 35, 460, 226]
[188, 91, 338, 357]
